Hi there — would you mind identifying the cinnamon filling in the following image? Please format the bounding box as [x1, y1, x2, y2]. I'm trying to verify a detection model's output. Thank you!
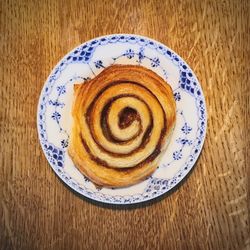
[118, 107, 139, 129]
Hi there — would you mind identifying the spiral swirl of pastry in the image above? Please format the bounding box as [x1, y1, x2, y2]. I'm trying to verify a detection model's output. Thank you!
[68, 65, 176, 187]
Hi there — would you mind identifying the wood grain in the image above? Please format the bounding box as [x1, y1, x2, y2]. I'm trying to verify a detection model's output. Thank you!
[0, 0, 249, 249]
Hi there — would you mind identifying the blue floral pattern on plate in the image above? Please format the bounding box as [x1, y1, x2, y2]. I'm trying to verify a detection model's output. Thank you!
[37, 34, 207, 205]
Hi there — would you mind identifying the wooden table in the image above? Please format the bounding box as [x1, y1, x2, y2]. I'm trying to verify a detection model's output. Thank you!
[0, 0, 249, 249]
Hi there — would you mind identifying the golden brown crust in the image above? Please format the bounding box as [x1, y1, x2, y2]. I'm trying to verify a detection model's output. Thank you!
[68, 64, 176, 187]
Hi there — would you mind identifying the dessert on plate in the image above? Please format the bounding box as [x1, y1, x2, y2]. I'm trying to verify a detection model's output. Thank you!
[68, 64, 176, 187]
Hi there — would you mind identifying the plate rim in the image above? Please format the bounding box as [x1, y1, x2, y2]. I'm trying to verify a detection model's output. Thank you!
[37, 33, 207, 205]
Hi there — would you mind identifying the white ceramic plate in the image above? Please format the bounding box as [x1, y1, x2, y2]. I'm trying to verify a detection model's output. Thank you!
[37, 34, 207, 205]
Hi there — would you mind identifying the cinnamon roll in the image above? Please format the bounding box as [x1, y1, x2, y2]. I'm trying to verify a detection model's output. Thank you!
[68, 64, 176, 187]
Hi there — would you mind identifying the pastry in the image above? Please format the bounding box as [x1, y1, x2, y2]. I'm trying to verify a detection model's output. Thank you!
[68, 64, 176, 187]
